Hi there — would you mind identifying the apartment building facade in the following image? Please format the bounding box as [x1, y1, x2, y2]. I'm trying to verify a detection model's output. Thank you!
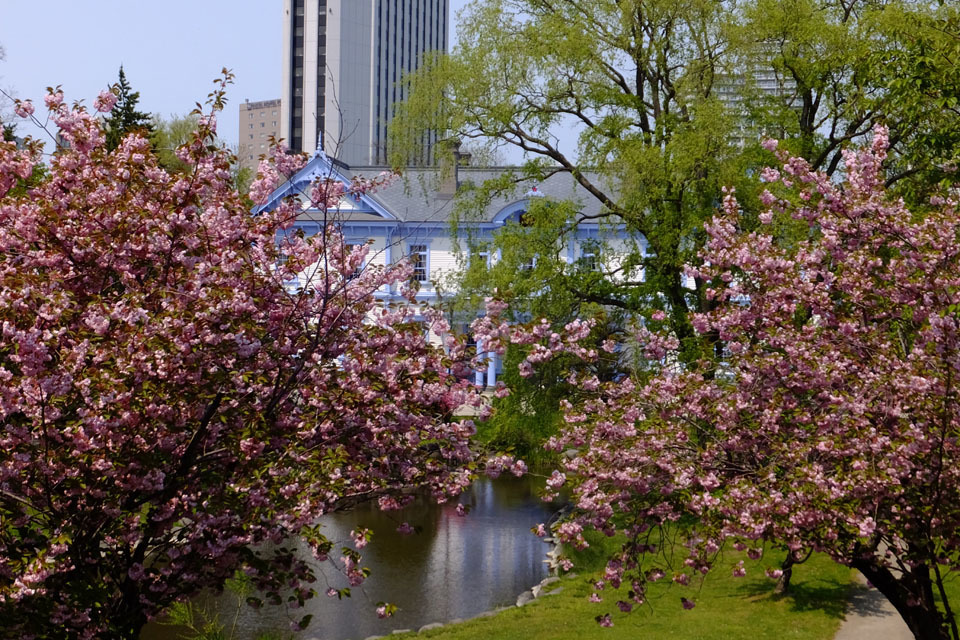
[238, 99, 282, 173]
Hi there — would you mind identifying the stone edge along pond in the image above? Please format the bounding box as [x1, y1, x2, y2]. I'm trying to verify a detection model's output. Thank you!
[343, 573, 571, 640]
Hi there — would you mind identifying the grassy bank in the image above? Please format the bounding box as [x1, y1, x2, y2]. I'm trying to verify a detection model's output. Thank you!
[392, 546, 853, 640]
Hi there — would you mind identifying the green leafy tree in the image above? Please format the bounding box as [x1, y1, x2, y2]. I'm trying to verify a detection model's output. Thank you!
[150, 112, 200, 172]
[150, 114, 255, 201]
[732, 0, 960, 204]
[392, 0, 960, 424]
[870, 3, 960, 201]
[393, 0, 756, 455]
[103, 66, 153, 151]
[393, 0, 764, 364]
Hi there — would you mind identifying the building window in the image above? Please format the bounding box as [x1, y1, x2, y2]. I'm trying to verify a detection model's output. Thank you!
[470, 245, 490, 270]
[249, 124, 254, 129]
[463, 326, 478, 353]
[261, 122, 265, 128]
[248, 134, 253, 139]
[409, 244, 428, 282]
[477, 248, 490, 269]
[580, 246, 599, 271]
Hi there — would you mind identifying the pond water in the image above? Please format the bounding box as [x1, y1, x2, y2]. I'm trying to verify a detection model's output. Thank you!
[143, 476, 559, 640]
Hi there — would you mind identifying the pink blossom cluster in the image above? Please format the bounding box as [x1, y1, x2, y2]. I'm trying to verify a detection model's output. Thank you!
[94, 89, 118, 113]
[484, 126, 960, 632]
[483, 454, 528, 478]
[14, 99, 34, 118]
[0, 81, 479, 637]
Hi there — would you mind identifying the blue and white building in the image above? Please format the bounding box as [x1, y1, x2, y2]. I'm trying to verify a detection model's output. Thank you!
[257, 148, 647, 386]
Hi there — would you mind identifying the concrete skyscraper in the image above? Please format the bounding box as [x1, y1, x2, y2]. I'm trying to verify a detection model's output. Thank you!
[282, 0, 448, 167]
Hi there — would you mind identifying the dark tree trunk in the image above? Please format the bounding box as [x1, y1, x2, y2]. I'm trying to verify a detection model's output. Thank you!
[852, 559, 952, 640]
[107, 610, 149, 640]
[775, 549, 813, 596]
[775, 554, 794, 595]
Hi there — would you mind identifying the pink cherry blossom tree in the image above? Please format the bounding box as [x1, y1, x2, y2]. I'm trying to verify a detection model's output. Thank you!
[477, 125, 960, 640]
[0, 75, 478, 639]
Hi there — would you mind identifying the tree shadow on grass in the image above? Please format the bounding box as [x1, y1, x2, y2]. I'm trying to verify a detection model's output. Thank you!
[733, 578, 852, 620]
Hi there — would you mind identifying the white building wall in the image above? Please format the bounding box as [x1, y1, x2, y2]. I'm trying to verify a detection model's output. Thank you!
[427, 235, 459, 281]
[364, 236, 388, 268]
[593, 236, 640, 283]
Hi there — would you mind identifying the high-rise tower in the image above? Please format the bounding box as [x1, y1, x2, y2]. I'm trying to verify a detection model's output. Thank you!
[282, 0, 448, 167]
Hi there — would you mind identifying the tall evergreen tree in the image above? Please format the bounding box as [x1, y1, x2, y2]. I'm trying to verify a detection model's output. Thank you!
[103, 66, 153, 151]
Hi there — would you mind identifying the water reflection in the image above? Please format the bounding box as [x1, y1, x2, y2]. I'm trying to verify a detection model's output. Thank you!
[143, 476, 557, 640]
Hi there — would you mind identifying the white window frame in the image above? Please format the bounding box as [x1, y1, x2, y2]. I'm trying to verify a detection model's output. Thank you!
[409, 243, 430, 283]
[580, 245, 599, 272]
[468, 243, 491, 270]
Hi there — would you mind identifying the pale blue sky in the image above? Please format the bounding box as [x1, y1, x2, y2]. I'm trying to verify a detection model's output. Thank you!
[0, 0, 471, 150]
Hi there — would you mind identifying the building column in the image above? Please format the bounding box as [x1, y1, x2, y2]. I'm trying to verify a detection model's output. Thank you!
[475, 338, 485, 387]
[486, 350, 496, 387]
[384, 233, 392, 295]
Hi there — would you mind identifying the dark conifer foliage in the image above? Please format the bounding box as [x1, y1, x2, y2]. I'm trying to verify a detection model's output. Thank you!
[103, 66, 153, 151]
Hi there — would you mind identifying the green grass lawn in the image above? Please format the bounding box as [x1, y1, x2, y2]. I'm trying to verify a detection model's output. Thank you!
[393, 548, 854, 640]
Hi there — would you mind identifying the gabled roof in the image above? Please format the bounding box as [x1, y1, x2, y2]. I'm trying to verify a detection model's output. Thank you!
[256, 149, 614, 225]
[350, 166, 611, 224]
[254, 149, 397, 220]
